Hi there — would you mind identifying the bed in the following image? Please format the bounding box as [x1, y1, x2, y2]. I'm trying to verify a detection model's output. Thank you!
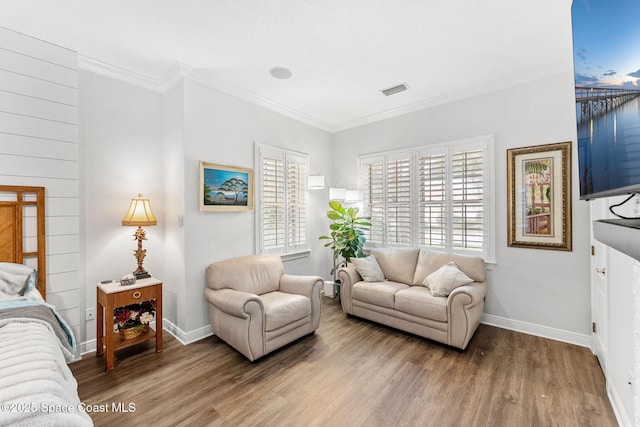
[0, 185, 92, 426]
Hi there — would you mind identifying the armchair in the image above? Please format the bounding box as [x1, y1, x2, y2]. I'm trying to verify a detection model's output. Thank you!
[204, 254, 323, 361]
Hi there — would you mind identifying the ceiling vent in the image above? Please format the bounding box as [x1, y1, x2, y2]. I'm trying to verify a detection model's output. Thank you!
[381, 83, 409, 96]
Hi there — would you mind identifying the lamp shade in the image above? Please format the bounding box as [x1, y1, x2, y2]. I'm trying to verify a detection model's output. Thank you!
[329, 187, 346, 201]
[345, 189, 360, 202]
[308, 175, 325, 189]
[122, 194, 157, 226]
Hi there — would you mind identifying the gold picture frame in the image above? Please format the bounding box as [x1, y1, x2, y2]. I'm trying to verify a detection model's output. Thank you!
[507, 141, 572, 251]
[199, 161, 254, 212]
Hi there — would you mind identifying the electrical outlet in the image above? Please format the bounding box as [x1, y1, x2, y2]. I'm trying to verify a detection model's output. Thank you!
[86, 308, 95, 321]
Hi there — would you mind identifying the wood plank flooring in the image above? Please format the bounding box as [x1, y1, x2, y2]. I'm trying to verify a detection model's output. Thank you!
[70, 297, 617, 427]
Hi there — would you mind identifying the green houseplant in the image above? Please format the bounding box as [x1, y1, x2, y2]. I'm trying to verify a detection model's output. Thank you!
[319, 200, 371, 278]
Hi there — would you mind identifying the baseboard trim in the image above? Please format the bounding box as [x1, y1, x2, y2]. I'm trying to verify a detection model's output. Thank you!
[80, 314, 589, 355]
[162, 319, 213, 345]
[481, 314, 591, 348]
[607, 380, 633, 427]
[78, 319, 213, 356]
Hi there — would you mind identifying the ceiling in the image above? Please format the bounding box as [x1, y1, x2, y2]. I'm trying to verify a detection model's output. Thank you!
[1, 0, 575, 131]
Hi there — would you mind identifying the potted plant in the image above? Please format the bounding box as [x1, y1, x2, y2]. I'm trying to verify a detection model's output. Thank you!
[319, 200, 371, 280]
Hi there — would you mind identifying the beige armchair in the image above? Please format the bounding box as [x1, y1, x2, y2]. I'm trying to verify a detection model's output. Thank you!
[204, 254, 323, 361]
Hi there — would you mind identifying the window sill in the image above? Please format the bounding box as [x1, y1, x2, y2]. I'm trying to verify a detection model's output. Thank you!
[280, 250, 311, 262]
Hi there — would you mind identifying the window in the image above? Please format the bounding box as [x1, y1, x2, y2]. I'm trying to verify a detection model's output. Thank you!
[256, 144, 309, 256]
[359, 135, 495, 262]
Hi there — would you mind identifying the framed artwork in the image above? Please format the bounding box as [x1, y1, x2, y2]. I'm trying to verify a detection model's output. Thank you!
[199, 161, 254, 212]
[507, 141, 572, 251]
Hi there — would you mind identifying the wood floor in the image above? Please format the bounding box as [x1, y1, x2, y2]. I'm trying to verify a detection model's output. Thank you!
[71, 297, 617, 427]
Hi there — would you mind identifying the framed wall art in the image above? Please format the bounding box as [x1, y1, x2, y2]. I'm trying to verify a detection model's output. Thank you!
[507, 141, 572, 251]
[199, 161, 254, 212]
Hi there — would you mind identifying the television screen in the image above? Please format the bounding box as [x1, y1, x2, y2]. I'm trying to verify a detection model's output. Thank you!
[572, 0, 640, 200]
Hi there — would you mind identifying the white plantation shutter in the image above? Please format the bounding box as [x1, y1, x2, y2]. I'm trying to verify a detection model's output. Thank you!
[261, 153, 285, 253]
[287, 156, 307, 251]
[451, 148, 484, 252]
[358, 135, 494, 261]
[256, 144, 309, 255]
[418, 151, 446, 249]
[386, 156, 412, 246]
[360, 158, 384, 245]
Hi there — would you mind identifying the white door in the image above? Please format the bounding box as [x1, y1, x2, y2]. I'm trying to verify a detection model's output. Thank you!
[590, 199, 608, 374]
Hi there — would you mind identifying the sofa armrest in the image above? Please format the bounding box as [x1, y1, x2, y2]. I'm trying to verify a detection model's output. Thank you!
[337, 266, 362, 314]
[447, 281, 487, 349]
[280, 274, 323, 298]
[203, 288, 264, 318]
[448, 281, 487, 307]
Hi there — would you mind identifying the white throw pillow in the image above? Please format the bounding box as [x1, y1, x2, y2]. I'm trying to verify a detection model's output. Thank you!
[0, 262, 35, 296]
[351, 255, 385, 282]
[424, 261, 473, 297]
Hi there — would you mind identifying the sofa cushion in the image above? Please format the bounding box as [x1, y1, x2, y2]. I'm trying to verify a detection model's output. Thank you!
[395, 286, 447, 322]
[412, 250, 486, 286]
[351, 255, 385, 282]
[425, 261, 474, 297]
[206, 254, 283, 295]
[261, 291, 310, 332]
[371, 248, 420, 285]
[352, 280, 408, 309]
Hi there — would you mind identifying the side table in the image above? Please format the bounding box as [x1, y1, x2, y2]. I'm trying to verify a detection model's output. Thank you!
[96, 277, 163, 372]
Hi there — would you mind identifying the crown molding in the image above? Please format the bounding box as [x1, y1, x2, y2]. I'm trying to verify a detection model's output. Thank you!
[332, 65, 574, 133]
[77, 56, 572, 134]
[184, 68, 334, 132]
[77, 54, 164, 92]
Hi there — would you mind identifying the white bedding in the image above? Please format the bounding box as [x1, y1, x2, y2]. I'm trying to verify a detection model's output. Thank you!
[0, 299, 93, 426]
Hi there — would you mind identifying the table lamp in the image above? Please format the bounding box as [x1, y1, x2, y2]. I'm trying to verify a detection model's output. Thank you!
[122, 193, 157, 279]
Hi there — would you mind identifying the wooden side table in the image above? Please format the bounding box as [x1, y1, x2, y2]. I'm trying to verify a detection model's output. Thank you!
[96, 277, 163, 372]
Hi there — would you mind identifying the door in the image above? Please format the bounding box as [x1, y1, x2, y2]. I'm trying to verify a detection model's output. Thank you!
[590, 199, 608, 374]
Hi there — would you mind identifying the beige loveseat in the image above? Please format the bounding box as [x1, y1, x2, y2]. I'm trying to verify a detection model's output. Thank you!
[338, 248, 487, 350]
[204, 254, 323, 361]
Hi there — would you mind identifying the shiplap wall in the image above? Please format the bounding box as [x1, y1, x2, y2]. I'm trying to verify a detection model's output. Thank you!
[0, 27, 81, 341]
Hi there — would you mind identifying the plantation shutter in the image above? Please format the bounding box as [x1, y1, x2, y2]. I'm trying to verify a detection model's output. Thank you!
[287, 155, 308, 251]
[360, 158, 384, 245]
[256, 144, 310, 256]
[451, 148, 484, 252]
[261, 152, 285, 253]
[418, 150, 446, 249]
[357, 135, 493, 261]
[386, 155, 412, 246]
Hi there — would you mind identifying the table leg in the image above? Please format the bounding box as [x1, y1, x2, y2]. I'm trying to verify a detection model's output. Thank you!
[155, 293, 163, 353]
[105, 297, 115, 372]
[96, 293, 103, 357]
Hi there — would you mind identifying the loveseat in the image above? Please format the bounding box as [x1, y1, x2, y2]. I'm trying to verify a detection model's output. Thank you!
[338, 248, 487, 350]
[204, 254, 323, 361]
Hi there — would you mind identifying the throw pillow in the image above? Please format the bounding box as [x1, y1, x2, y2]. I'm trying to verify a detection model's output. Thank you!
[351, 255, 385, 282]
[424, 261, 473, 297]
[0, 262, 36, 296]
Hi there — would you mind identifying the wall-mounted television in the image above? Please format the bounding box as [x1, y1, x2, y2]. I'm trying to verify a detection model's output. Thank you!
[572, 0, 640, 200]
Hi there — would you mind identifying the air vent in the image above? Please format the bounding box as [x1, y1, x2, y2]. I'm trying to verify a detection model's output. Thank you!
[381, 83, 409, 96]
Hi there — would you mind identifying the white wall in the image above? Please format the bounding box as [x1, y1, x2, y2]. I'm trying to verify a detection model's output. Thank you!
[174, 77, 333, 334]
[332, 72, 592, 341]
[80, 70, 164, 343]
[0, 27, 82, 344]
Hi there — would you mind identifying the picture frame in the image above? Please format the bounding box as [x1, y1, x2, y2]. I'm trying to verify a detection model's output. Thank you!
[507, 141, 572, 251]
[199, 161, 254, 212]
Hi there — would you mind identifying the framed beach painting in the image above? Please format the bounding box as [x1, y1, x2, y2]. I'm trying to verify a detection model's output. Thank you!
[199, 161, 254, 212]
[507, 141, 572, 251]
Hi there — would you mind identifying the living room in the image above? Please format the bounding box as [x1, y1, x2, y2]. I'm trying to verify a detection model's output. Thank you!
[0, 0, 637, 425]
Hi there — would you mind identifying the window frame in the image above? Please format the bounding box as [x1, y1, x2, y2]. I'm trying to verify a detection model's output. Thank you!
[358, 134, 495, 263]
[255, 143, 310, 259]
